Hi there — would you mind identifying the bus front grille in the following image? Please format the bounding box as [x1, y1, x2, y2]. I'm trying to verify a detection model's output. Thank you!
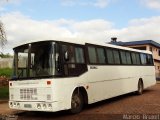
[20, 88, 38, 100]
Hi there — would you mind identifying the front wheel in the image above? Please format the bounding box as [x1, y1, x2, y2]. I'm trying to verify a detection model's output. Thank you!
[137, 80, 143, 95]
[70, 91, 84, 114]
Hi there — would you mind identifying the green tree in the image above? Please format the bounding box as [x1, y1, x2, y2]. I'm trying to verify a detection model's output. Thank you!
[0, 20, 7, 49]
[0, 0, 8, 51]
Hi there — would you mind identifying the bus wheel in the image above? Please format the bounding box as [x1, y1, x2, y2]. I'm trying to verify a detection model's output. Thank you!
[137, 80, 143, 95]
[70, 91, 84, 114]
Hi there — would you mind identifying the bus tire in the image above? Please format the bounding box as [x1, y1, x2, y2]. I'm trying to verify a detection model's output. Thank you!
[70, 91, 84, 114]
[137, 80, 143, 95]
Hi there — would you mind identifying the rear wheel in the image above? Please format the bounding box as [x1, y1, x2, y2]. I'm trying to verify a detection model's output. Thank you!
[137, 80, 143, 95]
[70, 91, 84, 114]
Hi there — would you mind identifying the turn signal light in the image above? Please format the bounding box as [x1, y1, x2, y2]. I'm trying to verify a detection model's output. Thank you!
[47, 81, 51, 85]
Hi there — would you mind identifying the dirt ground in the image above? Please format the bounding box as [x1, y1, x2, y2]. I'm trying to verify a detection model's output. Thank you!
[0, 84, 160, 120]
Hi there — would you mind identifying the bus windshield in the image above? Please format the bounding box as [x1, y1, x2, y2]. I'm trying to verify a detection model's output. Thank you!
[13, 41, 57, 79]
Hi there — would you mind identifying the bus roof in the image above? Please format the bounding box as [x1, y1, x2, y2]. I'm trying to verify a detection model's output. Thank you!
[14, 39, 152, 55]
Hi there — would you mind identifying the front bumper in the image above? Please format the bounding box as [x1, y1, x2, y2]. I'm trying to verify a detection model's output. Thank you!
[9, 101, 61, 112]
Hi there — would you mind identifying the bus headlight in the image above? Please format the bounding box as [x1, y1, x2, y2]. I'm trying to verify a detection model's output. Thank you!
[48, 104, 52, 109]
[37, 104, 41, 109]
[14, 102, 16, 107]
[10, 102, 13, 107]
[43, 104, 47, 109]
[17, 103, 20, 108]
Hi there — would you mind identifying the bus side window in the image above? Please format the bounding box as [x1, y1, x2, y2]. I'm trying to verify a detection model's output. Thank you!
[88, 46, 106, 64]
[75, 47, 85, 63]
[126, 52, 132, 64]
[135, 53, 141, 65]
[140, 53, 147, 65]
[67, 46, 76, 63]
[62, 44, 87, 76]
[88, 46, 97, 64]
[113, 49, 120, 64]
[131, 52, 136, 65]
[120, 51, 132, 65]
[131, 52, 141, 65]
[97, 48, 106, 64]
[120, 51, 127, 64]
[62, 45, 75, 63]
[106, 48, 114, 64]
[146, 54, 154, 65]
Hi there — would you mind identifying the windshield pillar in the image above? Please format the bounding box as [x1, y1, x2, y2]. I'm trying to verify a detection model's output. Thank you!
[27, 44, 31, 77]
[13, 51, 18, 77]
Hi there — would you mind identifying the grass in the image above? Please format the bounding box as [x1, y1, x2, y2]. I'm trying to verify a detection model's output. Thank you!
[0, 68, 12, 78]
[0, 68, 11, 99]
[0, 86, 9, 99]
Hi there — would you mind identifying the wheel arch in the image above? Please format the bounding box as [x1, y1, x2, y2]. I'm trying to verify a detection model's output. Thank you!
[71, 86, 88, 105]
[139, 78, 144, 87]
[136, 78, 144, 95]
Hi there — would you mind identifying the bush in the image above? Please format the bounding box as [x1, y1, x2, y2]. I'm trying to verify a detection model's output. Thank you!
[0, 86, 9, 99]
[0, 68, 12, 78]
[0, 68, 10, 99]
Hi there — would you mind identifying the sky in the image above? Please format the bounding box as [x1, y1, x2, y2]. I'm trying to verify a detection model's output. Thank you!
[0, 0, 160, 53]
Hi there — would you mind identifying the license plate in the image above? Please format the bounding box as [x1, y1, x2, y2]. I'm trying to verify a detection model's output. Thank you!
[24, 104, 32, 108]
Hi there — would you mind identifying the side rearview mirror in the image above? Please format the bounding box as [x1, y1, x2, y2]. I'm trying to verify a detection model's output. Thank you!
[64, 51, 69, 61]
[55, 53, 59, 61]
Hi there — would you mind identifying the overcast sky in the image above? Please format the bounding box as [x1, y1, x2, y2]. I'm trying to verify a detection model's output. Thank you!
[1, 0, 160, 53]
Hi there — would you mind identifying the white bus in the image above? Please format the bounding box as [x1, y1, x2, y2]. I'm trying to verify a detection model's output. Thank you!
[9, 40, 156, 113]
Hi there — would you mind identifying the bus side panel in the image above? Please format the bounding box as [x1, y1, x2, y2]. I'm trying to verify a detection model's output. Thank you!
[140, 66, 156, 88]
[53, 75, 88, 111]
[53, 65, 156, 110]
[86, 65, 156, 104]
